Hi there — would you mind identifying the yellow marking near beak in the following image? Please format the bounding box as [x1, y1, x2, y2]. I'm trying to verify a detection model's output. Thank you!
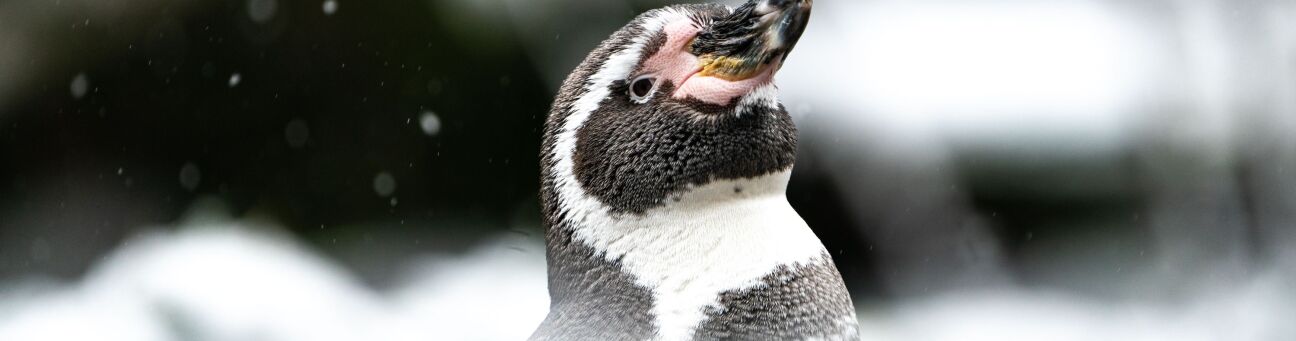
[696, 54, 765, 81]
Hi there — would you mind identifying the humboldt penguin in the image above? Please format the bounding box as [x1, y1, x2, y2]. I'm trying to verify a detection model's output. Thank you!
[532, 0, 858, 340]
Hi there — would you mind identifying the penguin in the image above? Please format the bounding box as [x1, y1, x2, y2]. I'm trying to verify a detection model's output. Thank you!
[532, 1, 858, 340]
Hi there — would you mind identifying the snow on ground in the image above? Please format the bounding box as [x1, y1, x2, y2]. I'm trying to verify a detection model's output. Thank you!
[0, 219, 549, 341]
[0, 217, 1291, 341]
[858, 278, 1295, 341]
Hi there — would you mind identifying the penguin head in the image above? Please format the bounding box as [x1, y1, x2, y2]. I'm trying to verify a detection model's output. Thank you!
[546, 0, 814, 215]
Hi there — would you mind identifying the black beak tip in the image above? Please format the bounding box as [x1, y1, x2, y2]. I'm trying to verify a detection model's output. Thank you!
[767, 0, 812, 52]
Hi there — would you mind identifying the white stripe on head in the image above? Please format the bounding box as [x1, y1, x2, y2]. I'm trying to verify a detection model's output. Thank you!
[551, 7, 684, 228]
[550, 7, 829, 341]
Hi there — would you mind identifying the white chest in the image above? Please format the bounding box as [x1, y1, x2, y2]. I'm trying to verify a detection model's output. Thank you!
[565, 171, 831, 341]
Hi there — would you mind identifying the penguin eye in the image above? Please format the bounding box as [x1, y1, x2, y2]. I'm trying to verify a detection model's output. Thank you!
[629, 75, 658, 103]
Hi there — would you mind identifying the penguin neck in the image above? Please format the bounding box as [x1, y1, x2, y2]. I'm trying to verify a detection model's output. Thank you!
[544, 169, 831, 339]
[549, 168, 829, 279]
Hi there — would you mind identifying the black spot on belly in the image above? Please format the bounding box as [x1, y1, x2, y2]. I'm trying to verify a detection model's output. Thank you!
[693, 257, 860, 340]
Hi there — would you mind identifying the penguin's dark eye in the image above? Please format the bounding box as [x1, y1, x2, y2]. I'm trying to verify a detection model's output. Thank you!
[629, 75, 658, 103]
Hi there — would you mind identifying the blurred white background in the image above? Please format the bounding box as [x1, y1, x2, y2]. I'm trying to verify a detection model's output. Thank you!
[2, 0, 1294, 340]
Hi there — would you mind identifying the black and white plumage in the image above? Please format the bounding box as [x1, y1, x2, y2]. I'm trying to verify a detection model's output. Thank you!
[532, 1, 858, 340]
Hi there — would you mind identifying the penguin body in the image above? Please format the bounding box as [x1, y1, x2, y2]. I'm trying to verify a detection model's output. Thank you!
[533, 2, 858, 340]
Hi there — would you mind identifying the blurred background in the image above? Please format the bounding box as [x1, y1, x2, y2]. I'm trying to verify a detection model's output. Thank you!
[1, 0, 1293, 339]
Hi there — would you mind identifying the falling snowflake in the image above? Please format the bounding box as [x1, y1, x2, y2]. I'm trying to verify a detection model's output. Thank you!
[247, 0, 278, 23]
[373, 172, 397, 198]
[323, 0, 338, 15]
[419, 111, 442, 137]
[70, 73, 89, 99]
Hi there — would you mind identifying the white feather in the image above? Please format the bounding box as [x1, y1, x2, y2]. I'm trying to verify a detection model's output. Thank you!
[737, 83, 781, 117]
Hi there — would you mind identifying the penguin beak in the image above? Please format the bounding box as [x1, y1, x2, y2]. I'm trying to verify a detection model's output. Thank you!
[690, 0, 813, 81]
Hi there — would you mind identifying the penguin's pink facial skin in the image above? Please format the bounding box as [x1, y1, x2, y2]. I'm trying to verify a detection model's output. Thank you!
[637, 20, 778, 106]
